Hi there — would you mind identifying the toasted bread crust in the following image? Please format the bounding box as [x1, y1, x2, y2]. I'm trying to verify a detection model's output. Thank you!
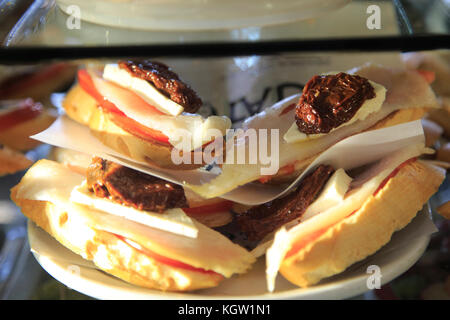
[62, 84, 202, 170]
[279, 160, 445, 287]
[0, 108, 57, 151]
[0, 146, 33, 176]
[10, 187, 223, 291]
[437, 201, 450, 220]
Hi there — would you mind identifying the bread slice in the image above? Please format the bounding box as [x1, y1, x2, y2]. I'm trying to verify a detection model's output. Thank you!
[0, 145, 33, 176]
[279, 160, 445, 288]
[10, 187, 224, 292]
[0, 108, 57, 151]
[437, 201, 450, 220]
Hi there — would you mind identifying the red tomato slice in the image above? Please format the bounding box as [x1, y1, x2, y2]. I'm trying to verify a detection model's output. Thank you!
[417, 70, 435, 84]
[77, 70, 170, 145]
[285, 208, 358, 259]
[259, 163, 295, 184]
[110, 112, 170, 144]
[114, 234, 220, 275]
[0, 98, 43, 132]
[0, 63, 69, 99]
[279, 103, 296, 116]
[182, 200, 233, 215]
[285, 227, 328, 258]
[78, 69, 125, 116]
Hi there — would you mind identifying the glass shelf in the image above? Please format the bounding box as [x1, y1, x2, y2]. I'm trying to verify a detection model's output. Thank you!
[0, 0, 447, 62]
[4, 0, 444, 48]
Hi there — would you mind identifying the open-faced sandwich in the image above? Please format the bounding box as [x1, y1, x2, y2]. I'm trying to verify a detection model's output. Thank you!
[234, 143, 445, 290]
[0, 62, 77, 176]
[62, 60, 231, 170]
[403, 50, 450, 165]
[188, 63, 439, 198]
[10, 154, 255, 292]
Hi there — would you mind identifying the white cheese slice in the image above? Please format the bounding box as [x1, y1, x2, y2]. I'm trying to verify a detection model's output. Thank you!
[103, 64, 184, 116]
[16, 159, 85, 207]
[301, 168, 352, 221]
[91, 73, 231, 150]
[265, 143, 429, 292]
[50, 148, 93, 174]
[16, 159, 255, 277]
[88, 213, 255, 277]
[265, 227, 290, 293]
[283, 79, 387, 143]
[70, 181, 198, 238]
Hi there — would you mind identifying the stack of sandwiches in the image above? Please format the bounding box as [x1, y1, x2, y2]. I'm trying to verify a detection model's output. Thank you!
[10, 58, 447, 292]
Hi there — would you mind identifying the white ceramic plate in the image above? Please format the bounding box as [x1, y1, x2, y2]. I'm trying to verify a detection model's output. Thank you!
[55, 0, 350, 31]
[27, 206, 435, 300]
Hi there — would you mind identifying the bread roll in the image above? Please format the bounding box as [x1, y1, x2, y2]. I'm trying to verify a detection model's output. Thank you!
[279, 160, 445, 287]
[10, 187, 225, 292]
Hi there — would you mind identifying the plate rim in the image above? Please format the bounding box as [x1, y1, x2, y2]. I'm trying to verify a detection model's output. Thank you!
[27, 212, 432, 300]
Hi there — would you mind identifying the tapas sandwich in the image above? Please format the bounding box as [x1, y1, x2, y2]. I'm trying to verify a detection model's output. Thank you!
[62, 60, 231, 169]
[188, 64, 439, 198]
[235, 143, 445, 290]
[11, 156, 255, 291]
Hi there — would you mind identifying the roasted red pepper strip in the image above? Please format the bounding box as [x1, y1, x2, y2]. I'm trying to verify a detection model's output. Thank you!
[0, 98, 43, 132]
[78, 69, 125, 116]
[417, 70, 435, 84]
[77, 70, 170, 145]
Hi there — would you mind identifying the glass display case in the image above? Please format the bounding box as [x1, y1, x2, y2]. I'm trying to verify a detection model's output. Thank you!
[0, 0, 449, 301]
[1, 0, 448, 54]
